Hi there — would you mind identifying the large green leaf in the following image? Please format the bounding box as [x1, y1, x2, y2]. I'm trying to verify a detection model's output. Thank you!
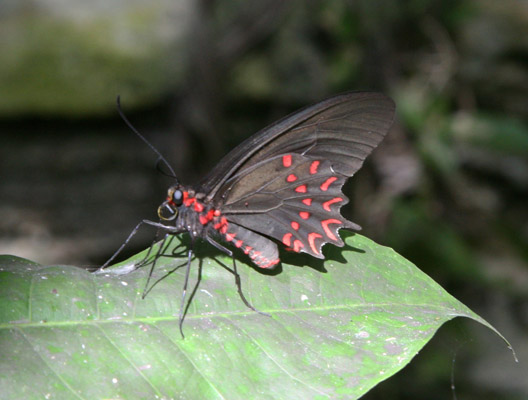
[0, 234, 510, 399]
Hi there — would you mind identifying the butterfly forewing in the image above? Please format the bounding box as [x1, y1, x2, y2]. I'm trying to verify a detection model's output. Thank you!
[200, 92, 395, 200]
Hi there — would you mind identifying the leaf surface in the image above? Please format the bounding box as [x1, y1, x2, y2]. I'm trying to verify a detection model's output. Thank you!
[0, 234, 509, 399]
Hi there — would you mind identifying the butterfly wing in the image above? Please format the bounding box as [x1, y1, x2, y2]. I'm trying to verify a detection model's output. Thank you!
[200, 92, 395, 264]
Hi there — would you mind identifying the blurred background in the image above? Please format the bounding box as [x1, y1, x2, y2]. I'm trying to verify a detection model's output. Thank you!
[0, 0, 527, 398]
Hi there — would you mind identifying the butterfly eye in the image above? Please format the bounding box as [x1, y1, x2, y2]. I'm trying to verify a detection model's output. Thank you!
[172, 189, 183, 206]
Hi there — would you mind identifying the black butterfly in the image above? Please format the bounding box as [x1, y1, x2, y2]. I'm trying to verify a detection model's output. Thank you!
[100, 92, 395, 335]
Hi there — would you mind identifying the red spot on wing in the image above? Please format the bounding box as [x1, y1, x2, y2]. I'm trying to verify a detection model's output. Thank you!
[321, 219, 342, 241]
[244, 246, 252, 255]
[310, 160, 320, 175]
[291, 221, 300, 230]
[235, 240, 244, 248]
[322, 197, 343, 211]
[320, 177, 338, 191]
[302, 198, 312, 206]
[259, 259, 280, 269]
[293, 240, 304, 252]
[287, 174, 298, 182]
[295, 185, 307, 193]
[214, 210, 221, 216]
[307, 232, 323, 255]
[282, 233, 293, 247]
[193, 202, 204, 212]
[282, 154, 292, 167]
[299, 211, 310, 220]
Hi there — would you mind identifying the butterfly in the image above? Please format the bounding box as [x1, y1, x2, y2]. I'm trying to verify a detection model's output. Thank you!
[100, 92, 395, 335]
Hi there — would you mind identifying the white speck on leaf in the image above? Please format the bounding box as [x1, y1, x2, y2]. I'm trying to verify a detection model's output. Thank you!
[356, 331, 370, 339]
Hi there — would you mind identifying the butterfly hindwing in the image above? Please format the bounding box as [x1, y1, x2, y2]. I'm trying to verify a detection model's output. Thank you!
[201, 92, 395, 201]
[222, 154, 359, 258]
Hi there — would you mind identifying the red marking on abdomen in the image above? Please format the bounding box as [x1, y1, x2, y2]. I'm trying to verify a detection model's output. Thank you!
[214, 217, 228, 234]
[199, 209, 215, 225]
[282, 232, 293, 247]
[308, 232, 323, 255]
[291, 221, 300, 230]
[282, 154, 292, 167]
[321, 219, 342, 241]
[302, 198, 312, 206]
[193, 202, 204, 212]
[287, 174, 297, 183]
[299, 211, 310, 220]
[225, 232, 236, 242]
[310, 160, 320, 175]
[184, 197, 196, 207]
[295, 185, 307, 193]
[320, 177, 337, 191]
[293, 240, 304, 252]
[322, 197, 343, 211]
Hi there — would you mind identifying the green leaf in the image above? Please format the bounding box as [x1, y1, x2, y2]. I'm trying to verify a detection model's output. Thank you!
[0, 234, 512, 399]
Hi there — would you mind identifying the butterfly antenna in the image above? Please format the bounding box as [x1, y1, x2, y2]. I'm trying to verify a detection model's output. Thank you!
[116, 96, 178, 182]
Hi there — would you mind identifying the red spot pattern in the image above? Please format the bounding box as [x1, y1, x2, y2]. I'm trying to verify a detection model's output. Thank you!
[282, 154, 292, 167]
[302, 198, 312, 206]
[282, 232, 293, 247]
[321, 219, 342, 241]
[295, 185, 307, 193]
[293, 240, 304, 252]
[322, 197, 343, 211]
[308, 232, 322, 255]
[309, 160, 320, 175]
[287, 174, 297, 183]
[291, 221, 300, 230]
[249, 250, 280, 269]
[320, 177, 338, 191]
[299, 211, 310, 220]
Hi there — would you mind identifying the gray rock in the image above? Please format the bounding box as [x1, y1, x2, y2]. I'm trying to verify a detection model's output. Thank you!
[0, 0, 192, 116]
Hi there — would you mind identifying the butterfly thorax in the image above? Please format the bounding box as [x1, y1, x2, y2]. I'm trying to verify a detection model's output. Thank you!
[158, 186, 227, 238]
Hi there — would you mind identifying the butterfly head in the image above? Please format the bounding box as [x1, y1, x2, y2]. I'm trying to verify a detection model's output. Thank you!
[158, 186, 184, 221]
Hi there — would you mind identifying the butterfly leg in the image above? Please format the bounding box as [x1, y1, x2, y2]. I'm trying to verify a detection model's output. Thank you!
[141, 233, 176, 299]
[97, 219, 180, 272]
[206, 236, 271, 318]
[178, 237, 195, 339]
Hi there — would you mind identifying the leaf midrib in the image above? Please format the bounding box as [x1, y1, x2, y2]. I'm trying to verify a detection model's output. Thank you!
[0, 302, 463, 330]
